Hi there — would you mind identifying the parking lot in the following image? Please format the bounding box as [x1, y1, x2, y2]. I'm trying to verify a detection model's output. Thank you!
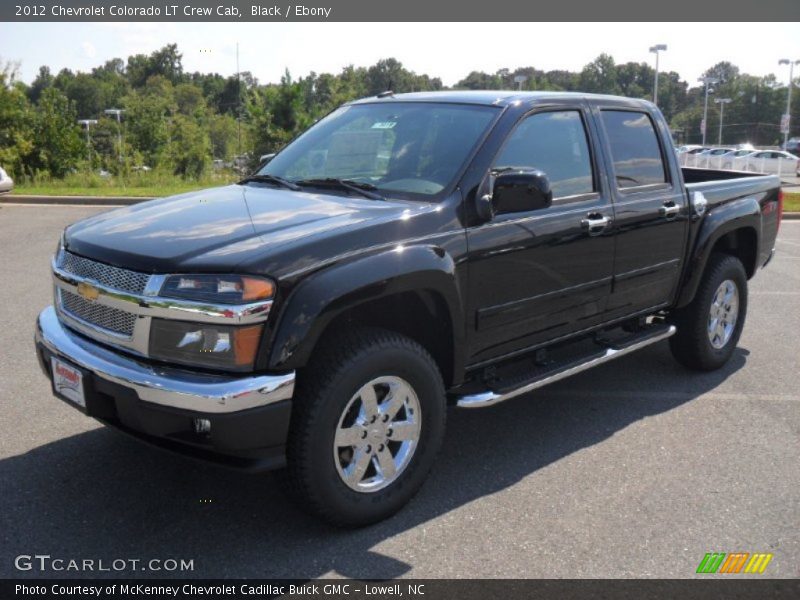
[0, 204, 798, 579]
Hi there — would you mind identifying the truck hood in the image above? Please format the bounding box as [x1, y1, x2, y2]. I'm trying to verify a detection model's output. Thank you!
[64, 184, 423, 274]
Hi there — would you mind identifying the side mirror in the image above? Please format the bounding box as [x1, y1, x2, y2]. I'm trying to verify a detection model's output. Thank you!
[476, 168, 553, 220]
[256, 153, 276, 171]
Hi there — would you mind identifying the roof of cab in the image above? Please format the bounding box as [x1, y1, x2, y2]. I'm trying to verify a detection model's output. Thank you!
[349, 90, 656, 109]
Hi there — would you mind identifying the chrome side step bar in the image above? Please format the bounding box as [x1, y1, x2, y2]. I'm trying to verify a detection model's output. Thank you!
[456, 325, 676, 409]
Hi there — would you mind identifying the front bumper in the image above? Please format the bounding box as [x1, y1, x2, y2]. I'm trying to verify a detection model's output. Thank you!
[35, 306, 296, 470]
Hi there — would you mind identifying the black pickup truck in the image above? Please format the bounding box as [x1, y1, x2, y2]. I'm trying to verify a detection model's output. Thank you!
[35, 91, 782, 526]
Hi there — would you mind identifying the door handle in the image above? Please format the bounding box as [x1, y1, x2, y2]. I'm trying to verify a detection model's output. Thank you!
[581, 214, 611, 235]
[659, 201, 681, 218]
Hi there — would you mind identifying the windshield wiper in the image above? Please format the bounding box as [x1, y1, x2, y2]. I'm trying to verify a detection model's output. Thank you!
[238, 174, 301, 191]
[294, 178, 384, 201]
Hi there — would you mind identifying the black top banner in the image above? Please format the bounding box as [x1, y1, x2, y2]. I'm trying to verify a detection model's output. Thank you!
[2, 0, 800, 22]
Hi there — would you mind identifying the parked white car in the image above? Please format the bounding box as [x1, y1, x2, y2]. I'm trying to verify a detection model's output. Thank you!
[719, 149, 758, 169]
[0, 167, 14, 194]
[676, 144, 703, 154]
[678, 146, 712, 167]
[689, 147, 734, 168]
[740, 150, 800, 176]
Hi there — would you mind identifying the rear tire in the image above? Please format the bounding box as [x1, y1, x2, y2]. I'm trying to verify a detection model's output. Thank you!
[285, 327, 446, 527]
[669, 253, 748, 371]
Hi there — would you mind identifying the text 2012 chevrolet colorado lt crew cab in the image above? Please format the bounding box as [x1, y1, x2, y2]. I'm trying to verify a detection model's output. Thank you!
[35, 91, 782, 526]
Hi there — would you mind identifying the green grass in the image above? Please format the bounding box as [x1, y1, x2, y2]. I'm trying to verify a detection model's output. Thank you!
[13, 171, 239, 198]
[784, 191, 800, 213]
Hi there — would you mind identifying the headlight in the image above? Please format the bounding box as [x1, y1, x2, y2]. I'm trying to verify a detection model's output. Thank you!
[149, 319, 264, 372]
[159, 274, 275, 304]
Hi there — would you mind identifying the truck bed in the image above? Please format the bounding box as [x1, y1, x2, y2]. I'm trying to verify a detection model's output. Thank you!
[682, 167, 780, 205]
[681, 167, 782, 273]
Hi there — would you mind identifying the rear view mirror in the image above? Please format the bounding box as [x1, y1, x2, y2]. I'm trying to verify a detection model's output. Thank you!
[477, 168, 553, 219]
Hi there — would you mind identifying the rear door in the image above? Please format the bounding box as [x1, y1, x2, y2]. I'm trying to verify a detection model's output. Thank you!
[465, 103, 616, 365]
[593, 106, 688, 318]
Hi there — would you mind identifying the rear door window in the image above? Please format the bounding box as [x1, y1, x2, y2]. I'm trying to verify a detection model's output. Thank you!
[601, 110, 667, 189]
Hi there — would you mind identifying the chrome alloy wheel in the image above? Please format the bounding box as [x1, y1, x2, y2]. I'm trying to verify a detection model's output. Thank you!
[333, 376, 422, 493]
[707, 279, 739, 349]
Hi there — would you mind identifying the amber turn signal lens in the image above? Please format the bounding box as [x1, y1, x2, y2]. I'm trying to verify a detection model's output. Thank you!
[233, 324, 264, 366]
[242, 277, 275, 301]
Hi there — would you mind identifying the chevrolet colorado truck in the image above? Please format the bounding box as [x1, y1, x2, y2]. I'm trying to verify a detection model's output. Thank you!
[35, 92, 782, 526]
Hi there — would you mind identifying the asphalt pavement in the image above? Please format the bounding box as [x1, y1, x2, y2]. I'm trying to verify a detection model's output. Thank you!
[0, 204, 797, 579]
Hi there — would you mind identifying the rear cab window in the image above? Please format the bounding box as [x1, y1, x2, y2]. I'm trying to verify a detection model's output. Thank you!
[600, 110, 668, 190]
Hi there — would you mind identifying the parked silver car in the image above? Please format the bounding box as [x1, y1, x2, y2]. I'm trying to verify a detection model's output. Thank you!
[743, 150, 800, 176]
[0, 167, 14, 194]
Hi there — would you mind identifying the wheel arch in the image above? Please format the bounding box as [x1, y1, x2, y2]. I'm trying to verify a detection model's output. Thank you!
[676, 196, 760, 308]
[267, 245, 466, 387]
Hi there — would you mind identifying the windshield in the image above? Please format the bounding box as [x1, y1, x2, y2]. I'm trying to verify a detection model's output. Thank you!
[257, 102, 498, 199]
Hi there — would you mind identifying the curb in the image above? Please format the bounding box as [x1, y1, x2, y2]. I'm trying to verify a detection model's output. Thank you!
[783, 212, 800, 220]
[1, 194, 150, 206]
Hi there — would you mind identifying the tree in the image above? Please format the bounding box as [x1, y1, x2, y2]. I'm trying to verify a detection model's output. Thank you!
[64, 72, 105, 118]
[122, 82, 174, 167]
[27, 65, 53, 104]
[616, 62, 653, 100]
[126, 44, 183, 88]
[5, 45, 792, 182]
[168, 114, 210, 178]
[579, 54, 621, 95]
[31, 87, 83, 177]
[703, 62, 740, 85]
[0, 60, 34, 178]
[366, 58, 408, 94]
[175, 83, 206, 116]
[208, 113, 238, 160]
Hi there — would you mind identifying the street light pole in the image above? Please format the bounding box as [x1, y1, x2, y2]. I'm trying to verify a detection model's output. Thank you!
[698, 76, 719, 146]
[104, 108, 125, 163]
[649, 44, 667, 106]
[77, 119, 98, 160]
[778, 59, 799, 149]
[236, 42, 241, 159]
[714, 98, 732, 145]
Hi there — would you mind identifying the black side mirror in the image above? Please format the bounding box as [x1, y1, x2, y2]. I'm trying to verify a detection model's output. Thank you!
[476, 168, 553, 219]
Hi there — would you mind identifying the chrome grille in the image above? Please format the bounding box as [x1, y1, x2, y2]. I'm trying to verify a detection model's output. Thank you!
[58, 251, 150, 295]
[60, 290, 137, 336]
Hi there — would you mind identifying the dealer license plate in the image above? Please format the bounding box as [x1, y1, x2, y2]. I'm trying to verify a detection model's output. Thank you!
[51, 357, 86, 408]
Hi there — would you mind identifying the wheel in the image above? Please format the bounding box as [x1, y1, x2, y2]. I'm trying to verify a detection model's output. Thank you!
[286, 327, 446, 526]
[669, 253, 748, 371]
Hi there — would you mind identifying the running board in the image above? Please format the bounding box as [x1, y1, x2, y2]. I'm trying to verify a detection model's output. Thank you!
[456, 324, 676, 409]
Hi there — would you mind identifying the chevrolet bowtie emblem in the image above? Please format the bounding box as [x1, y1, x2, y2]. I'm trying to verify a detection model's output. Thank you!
[76, 282, 100, 301]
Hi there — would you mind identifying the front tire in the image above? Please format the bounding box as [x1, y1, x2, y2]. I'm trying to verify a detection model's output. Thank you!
[669, 253, 748, 371]
[286, 327, 446, 527]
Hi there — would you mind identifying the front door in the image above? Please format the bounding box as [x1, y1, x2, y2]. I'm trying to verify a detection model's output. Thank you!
[466, 106, 616, 366]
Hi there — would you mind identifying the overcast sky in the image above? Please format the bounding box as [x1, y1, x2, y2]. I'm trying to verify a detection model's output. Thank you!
[1, 22, 798, 88]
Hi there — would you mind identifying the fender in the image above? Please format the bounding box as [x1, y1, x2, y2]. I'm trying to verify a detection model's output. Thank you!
[267, 244, 466, 379]
[676, 195, 761, 308]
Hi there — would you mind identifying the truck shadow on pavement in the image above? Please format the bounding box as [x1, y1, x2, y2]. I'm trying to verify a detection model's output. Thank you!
[0, 344, 748, 579]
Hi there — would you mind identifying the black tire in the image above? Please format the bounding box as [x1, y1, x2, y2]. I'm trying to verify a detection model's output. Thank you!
[285, 327, 446, 527]
[669, 253, 748, 371]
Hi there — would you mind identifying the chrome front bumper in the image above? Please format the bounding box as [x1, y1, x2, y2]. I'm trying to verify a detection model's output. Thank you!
[35, 306, 295, 414]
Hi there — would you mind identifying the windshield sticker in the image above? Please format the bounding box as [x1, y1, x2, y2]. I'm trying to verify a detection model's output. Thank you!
[371, 122, 397, 129]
